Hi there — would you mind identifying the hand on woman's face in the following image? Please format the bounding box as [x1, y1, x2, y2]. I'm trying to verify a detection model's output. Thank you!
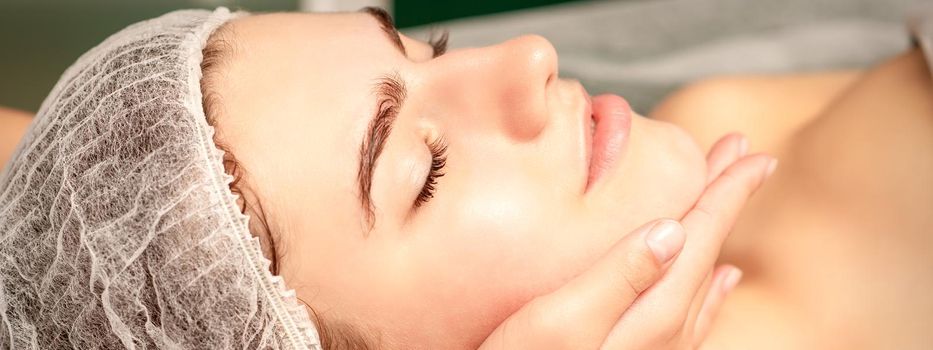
[210, 11, 707, 349]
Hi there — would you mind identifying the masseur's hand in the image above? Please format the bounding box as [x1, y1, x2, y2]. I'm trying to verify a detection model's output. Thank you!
[478, 133, 776, 350]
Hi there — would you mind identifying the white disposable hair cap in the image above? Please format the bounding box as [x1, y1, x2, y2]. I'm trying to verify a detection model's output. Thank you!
[0, 7, 322, 349]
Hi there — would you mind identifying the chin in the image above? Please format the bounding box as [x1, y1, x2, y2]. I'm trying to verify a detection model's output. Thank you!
[587, 114, 706, 232]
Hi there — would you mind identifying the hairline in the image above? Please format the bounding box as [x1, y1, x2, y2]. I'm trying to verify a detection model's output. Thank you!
[199, 18, 381, 350]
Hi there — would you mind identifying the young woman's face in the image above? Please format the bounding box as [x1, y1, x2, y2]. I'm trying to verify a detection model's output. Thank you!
[212, 11, 706, 349]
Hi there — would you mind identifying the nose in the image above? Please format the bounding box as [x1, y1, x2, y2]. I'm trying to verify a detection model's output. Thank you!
[428, 35, 559, 141]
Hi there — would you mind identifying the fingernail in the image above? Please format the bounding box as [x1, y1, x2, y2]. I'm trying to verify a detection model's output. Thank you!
[766, 158, 778, 177]
[645, 220, 686, 263]
[722, 268, 743, 294]
[737, 137, 749, 157]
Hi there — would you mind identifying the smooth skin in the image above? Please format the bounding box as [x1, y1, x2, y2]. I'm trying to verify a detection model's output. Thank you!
[0, 103, 772, 350]
[480, 137, 774, 350]
[207, 12, 717, 349]
[4, 11, 930, 350]
[653, 49, 933, 349]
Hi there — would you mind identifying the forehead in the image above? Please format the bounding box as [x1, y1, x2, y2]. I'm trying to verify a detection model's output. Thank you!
[214, 12, 404, 236]
[218, 10, 402, 152]
[218, 11, 389, 156]
[228, 11, 393, 76]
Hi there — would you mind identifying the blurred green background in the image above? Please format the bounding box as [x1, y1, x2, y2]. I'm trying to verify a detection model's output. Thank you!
[393, 0, 584, 27]
[0, 0, 586, 112]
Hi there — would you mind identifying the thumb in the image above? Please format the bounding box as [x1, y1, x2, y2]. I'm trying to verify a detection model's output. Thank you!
[480, 219, 685, 350]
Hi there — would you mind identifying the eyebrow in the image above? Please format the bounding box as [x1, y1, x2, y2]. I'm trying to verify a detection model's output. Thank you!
[356, 8, 410, 232]
[355, 8, 446, 232]
[357, 73, 407, 232]
[360, 7, 407, 56]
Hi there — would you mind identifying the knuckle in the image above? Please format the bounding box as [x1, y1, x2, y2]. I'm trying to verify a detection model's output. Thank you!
[524, 319, 566, 348]
[656, 322, 678, 339]
[615, 249, 661, 296]
[717, 168, 742, 186]
[613, 272, 641, 303]
[652, 321, 686, 347]
[524, 299, 563, 336]
[723, 159, 765, 194]
[690, 202, 717, 226]
[523, 299, 583, 349]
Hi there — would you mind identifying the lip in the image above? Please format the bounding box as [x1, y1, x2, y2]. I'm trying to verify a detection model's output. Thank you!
[583, 93, 632, 192]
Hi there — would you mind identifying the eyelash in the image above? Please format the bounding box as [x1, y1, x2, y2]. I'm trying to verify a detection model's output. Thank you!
[427, 30, 449, 57]
[418, 31, 448, 209]
[372, 75, 447, 209]
[415, 137, 448, 209]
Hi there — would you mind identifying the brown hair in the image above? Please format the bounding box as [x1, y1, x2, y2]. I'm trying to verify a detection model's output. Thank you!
[199, 20, 377, 350]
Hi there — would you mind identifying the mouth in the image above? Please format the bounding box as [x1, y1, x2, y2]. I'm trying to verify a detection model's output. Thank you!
[582, 91, 632, 192]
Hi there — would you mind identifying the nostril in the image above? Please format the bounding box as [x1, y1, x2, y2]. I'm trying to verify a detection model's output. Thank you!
[590, 115, 596, 136]
[546, 71, 557, 87]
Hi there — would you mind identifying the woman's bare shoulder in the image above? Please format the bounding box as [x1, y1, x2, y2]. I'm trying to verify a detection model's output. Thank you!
[694, 49, 933, 349]
[0, 106, 34, 166]
[649, 69, 862, 154]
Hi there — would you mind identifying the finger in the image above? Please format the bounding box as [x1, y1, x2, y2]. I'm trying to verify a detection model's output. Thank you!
[692, 266, 742, 346]
[684, 269, 715, 336]
[626, 154, 774, 319]
[705, 133, 747, 185]
[601, 156, 773, 348]
[534, 219, 686, 348]
[674, 154, 773, 295]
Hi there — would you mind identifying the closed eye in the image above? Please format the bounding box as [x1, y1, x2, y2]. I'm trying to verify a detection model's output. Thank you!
[415, 137, 448, 209]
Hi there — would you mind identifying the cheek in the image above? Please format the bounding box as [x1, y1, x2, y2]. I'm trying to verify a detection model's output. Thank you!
[419, 185, 555, 295]
[402, 181, 599, 341]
